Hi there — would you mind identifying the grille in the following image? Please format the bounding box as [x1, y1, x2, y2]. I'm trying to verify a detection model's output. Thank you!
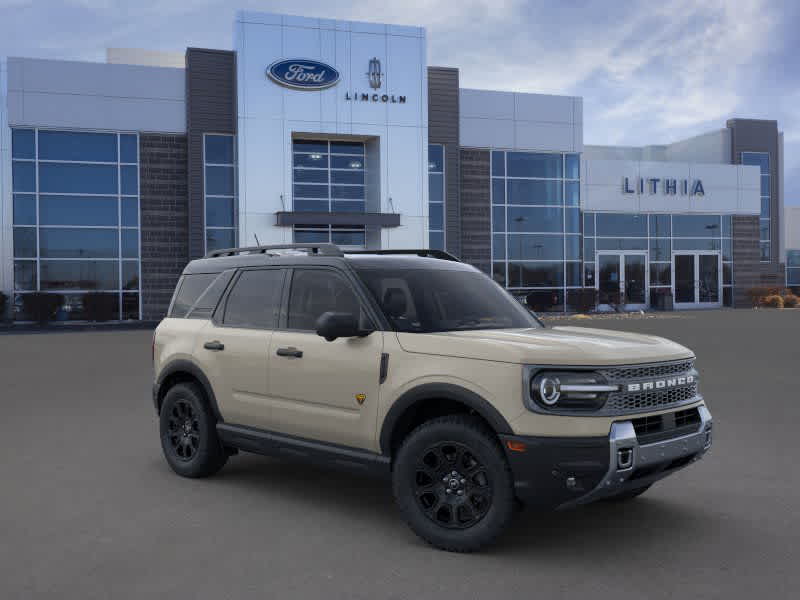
[599, 360, 694, 382]
[632, 414, 663, 437]
[675, 407, 702, 428]
[631, 407, 701, 444]
[606, 382, 698, 413]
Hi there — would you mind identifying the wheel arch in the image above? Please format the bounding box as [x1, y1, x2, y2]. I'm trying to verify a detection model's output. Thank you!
[379, 383, 513, 456]
[154, 359, 223, 422]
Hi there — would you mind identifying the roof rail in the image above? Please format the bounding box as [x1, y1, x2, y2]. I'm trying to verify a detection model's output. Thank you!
[345, 249, 461, 262]
[204, 243, 344, 259]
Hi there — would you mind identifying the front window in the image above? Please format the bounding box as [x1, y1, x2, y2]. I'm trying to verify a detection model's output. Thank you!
[355, 267, 541, 333]
[204, 134, 237, 253]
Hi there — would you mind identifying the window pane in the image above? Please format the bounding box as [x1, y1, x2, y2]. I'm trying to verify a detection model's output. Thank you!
[205, 135, 234, 164]
[721, 215, 732, 237]
[206, 166, 234, 195]
[787, 251, 800, 268]
[120, 134, 138, 163]
[295, 199, 329, 212]
[595, 213, 647, 237]
[722, 238, 732, 261]
[331, 185, 364, 200]
[507, 234, 564, 260]
[673, 214, 721, 237]
[170, 273, 217, 317]
[223, 269, 284, 329]
[330, 155, 363, 170]
[583, 213, 595, 236]
[760, 242, 770, 261]
[507, 180, 562, 205]
[206, 228, 235, 252]
[507, 152, 562, 178]
[429, 203, 444, 230]
[40, 260, 119, 290]
[508, 262, 564, 287]
[650, 263, 671, 286]
[122, 261, 139, 290]
[294, 153, 329, 168]
[491, 151, 505, 177]
[788, 268, 800, 285]
[492, 179, 505, 205]
[122, 229, 139, 258]
[121, 198, 139, 226]
[565, 154, 580, 179]
[428, 144, 444, 172]
[293, 140, 328, 154]
[331, 200, 365, 213]
[12, 161, 36, 192]
[14, 261, 37, 290]
[492, 234, 506, 260]
[294, 183, 328, 199]
[14, 227, 37, 258]
[38, 131, 117, 162]
[723, 263, 732, 285]
[331, 230, 366, 247]
[206, 197, 235, 227]
[492, 262, 506, 286]
[761, 197, 770, 218]
[507, 206, 563, 233]
[40, 195, 118, 226]
[428, 173, 444, 203]
[288, 269, 361, 330]
[429, 231, 444, 251]
[584, 262, 595, 286]
[332, 170, 365, 185]
[492, 206, 505, 232]
[40, 228, 118, 258]
[649, 238, 671, 261]
[524, 289, 564, 312]
[565, 235, 580, 260]
[596, 238, 647, 251]
[294, 229, 329, 243]
[122, 293, 139, 320]
[566, 262, 581, 287]
[565, 208, 580, 233]
[673, 238, 721, 251]
[760, 175, 770, 196]
[565, 181, 579, 206]
[741, 152, 769, 174]
[12, 129, 35, 159]
[293, 168, 328, 184]
[583, 237, 594, 262]
[13, 194, 36, 225]
[759, 219, 770, 241]
[330, 141, 364, 155]
[39, 163, 118, 194]
[121, 165, 138, 195]
[649, 214, 671, 237]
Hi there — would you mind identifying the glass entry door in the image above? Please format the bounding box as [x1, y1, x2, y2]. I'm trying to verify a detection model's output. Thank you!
[596, 252, 648, 310]
[673, 252, 721, 309]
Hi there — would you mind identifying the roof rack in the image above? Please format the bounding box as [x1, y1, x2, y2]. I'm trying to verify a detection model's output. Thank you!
[345, 249, 461, 262]
[204, 243, 344, 258]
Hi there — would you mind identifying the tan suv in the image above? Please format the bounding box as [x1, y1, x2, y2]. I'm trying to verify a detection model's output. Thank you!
[152, 244, 713, 552]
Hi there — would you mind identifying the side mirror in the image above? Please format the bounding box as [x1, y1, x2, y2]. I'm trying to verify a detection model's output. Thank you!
[315, 312, 372, 342]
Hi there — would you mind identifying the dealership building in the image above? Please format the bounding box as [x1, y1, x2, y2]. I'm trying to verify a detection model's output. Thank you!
[0, 10, 794, 320]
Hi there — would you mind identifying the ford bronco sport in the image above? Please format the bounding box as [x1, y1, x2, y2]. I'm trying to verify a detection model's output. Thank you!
[152, 243, 712, 552]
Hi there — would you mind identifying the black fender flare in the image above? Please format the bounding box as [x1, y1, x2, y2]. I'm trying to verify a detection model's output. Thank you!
[154, 359, 223, 422]
[379, 383, 513, 455]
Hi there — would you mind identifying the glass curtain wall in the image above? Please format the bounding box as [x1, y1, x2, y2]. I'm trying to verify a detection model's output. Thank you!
[491, 150, 580, 311]
[204, 134, 237, 252]
[291, 139, 366, 248]
[788, 250, 800, 289]
[428, 144, 445, 250]
[11, 128, 141, 320]
[741, 152, 771, 261]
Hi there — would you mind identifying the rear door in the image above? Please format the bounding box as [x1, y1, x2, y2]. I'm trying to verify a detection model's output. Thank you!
[194, 268, 285, 429]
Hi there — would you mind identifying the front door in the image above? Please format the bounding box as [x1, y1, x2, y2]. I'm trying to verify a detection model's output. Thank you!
[596, 252, 648, 310]
[672, 252, 721, 309]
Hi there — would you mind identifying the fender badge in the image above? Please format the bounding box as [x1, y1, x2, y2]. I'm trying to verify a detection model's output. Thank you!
[355, 394, 366, 405]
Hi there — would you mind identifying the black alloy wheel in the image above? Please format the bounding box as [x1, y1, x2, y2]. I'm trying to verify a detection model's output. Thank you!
[166, 399, 201, 461]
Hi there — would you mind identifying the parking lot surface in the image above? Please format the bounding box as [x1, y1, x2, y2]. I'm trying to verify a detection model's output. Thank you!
[1, 309, 798, 599]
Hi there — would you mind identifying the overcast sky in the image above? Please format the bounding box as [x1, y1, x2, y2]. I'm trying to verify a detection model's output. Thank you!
[2, 0, 798, 204]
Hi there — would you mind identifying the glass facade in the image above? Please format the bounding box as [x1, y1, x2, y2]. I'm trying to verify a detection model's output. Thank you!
[204, 134, 237, 253]
[428, 144, 445, 250]
[742, 152, 770, 261]
[491, 150, 580, 311]
[291, 139, 366, 248]
[11, 128, 141, 320]
[788, 250, 800, 288]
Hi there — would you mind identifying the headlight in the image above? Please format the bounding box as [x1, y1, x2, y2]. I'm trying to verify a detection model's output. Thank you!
[530, 371, 618, 411]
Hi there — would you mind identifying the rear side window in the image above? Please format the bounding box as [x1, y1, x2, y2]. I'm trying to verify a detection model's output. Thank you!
[169, 273, 218, 318]
[222, 269, 284, 329]
[187, 270, 234, 319]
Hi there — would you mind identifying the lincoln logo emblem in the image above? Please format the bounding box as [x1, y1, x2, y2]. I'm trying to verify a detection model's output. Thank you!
[367, 57, 382, 89]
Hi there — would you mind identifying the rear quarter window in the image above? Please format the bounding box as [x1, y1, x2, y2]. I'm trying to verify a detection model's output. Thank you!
[169, 273, 222, 318]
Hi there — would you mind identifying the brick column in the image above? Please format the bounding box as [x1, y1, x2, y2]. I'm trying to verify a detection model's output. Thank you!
[459, 149, 491, 275]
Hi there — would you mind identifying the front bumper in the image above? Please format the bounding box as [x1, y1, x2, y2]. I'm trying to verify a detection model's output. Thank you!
[500, 405, 713, 509]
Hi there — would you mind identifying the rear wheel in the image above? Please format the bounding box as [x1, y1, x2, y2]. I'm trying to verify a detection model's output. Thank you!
[159, 382, 227, 478]
[392, 415, 514, 552]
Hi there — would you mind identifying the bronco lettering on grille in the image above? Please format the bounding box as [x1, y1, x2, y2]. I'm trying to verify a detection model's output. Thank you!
[626, 375, 694, 393]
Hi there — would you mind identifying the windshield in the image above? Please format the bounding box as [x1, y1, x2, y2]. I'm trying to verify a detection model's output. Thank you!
[355, 267, 541, 333]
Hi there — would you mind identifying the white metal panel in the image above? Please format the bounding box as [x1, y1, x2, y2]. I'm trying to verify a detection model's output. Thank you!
[514, 92, 573, 123]
[459, 117, 514, 149]
[282, 26, 326, 124]
[460, 89, 514, 120]
[514, 121, 574, 152]
[349, 32, 388, 126]
[387, 34, 423, 127]
[237, 23, 284, 122]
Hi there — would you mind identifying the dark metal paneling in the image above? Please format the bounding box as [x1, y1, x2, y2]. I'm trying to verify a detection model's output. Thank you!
[427, 67, 461, 257]
[186, 48, 237, 260]
[459, 148, 491, 275]
[276, 211, 401, 227]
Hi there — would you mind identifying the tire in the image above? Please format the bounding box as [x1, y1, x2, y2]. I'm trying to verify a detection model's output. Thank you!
[392, 415, 515, 552]
[159, 382, 227, 478]
[604, 484, 652, 502]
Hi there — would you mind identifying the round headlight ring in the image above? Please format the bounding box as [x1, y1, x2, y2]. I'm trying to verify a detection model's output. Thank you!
[537, 376, 561, 406]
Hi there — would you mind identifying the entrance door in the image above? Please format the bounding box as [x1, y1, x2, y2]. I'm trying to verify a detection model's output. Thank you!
[672, 252, 721, 309]
[596, 252, 648, 310]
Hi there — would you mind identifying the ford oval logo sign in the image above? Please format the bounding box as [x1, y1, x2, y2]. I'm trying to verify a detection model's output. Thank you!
[267, 59, 340, 90]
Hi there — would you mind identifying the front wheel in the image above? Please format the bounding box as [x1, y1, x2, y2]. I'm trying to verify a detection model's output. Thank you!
[392, 416, 515, 552]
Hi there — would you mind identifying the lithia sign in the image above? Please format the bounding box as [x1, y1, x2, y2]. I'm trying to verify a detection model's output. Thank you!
[623, 176, 705, 196]
[267, 57, 406, 103]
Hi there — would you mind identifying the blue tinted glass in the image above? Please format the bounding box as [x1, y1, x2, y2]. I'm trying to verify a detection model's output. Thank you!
[565, 208, 580, 233]
[38, 131, 117, 162]
[583, 237, 595, 261]
[507, 152, 562, 178]
[761, 197, 770, 218]
[507, 180, 562, 205]
[565, 154, 580, 179]
[760, 242, 770, 261]
[331, 201, 365, 213]
[206, 197, 234, 227]
[14, 261, 37, 291]
[205, 135, 234, 164]
[595, 213, 647, 237]
[331, 185, 364, 200]
[741, 152, 769, 174]
[491, 151, 505, 177]
[13, 194, 36, 225]
[583, 213, 595, 236]
[492, 206, 505, 232]
[294, 200, 328, 212]
[721, 215, 732, 237]
[492, 179, 505, 205]
[332, 170, 364, 185]
[650, 264, 671, 286]
[429, 231, 444, 251]
[120, 134, 138, 163]
[331, 230, 366, 246]
[429, 173, 444, 204]
[294, 168, 328, 184]
[12, 161, 36, 192]
[789, 268, 800, 285]
[330, 141, 364, 155]
[566, 262, 581, 287]
[565, 181, 579, 206]
[759, 220, 770, 240]
[787, 250, 800, 268]
[206, 229, 235, 251]
[123, 292, 140, 319]
[673, 238, 721, 251]
[584, 262, 595, 286]
[293, 140, 328, 154]
[507, 206, 563, 233]
[428, 145, 444, 172]
[760, 175, 770, 196]
[722, 238, 732, 261]
[649, 238, 671, 261]
[39, 163, 117, 194]
[12, 129, 35, 159]
[122, 229, 139, 258]
[40, 228, 118, 258]
[294, 229, 329, 243]
[429, 203, 443, 230]
[508, 262, 564, 287]
[331, 155, 363, 169]
[596, 238, 647, 251]
[507, 234, 564, 260]
[206, 166, 235, 195]
[122, 261, 139, 290]
[121, 165, 138, 195]
[40, 195, 118, 226]
[40, 260, 119, 290]
[294, 153, 329, 168]
[121, 198, 138, 226]
[294, 184, 328, 199]
[649, 214, 671, 237]
[492, 234, 506, 260]
[14, 227, 37, 258]
[673, 214, 721, 237]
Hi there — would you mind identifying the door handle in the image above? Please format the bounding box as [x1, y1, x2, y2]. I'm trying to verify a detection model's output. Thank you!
[276, 347, 303, 358]
[203, 340, 225, 351]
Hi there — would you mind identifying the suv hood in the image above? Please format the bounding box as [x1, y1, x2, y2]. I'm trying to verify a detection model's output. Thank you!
[396, 326, 693, 366]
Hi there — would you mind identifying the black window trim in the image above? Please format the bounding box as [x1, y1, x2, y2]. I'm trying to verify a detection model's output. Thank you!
[212, 266, 287, 330]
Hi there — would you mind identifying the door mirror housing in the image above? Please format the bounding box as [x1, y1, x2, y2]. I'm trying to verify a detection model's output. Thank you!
[315, 312, 372, 342]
